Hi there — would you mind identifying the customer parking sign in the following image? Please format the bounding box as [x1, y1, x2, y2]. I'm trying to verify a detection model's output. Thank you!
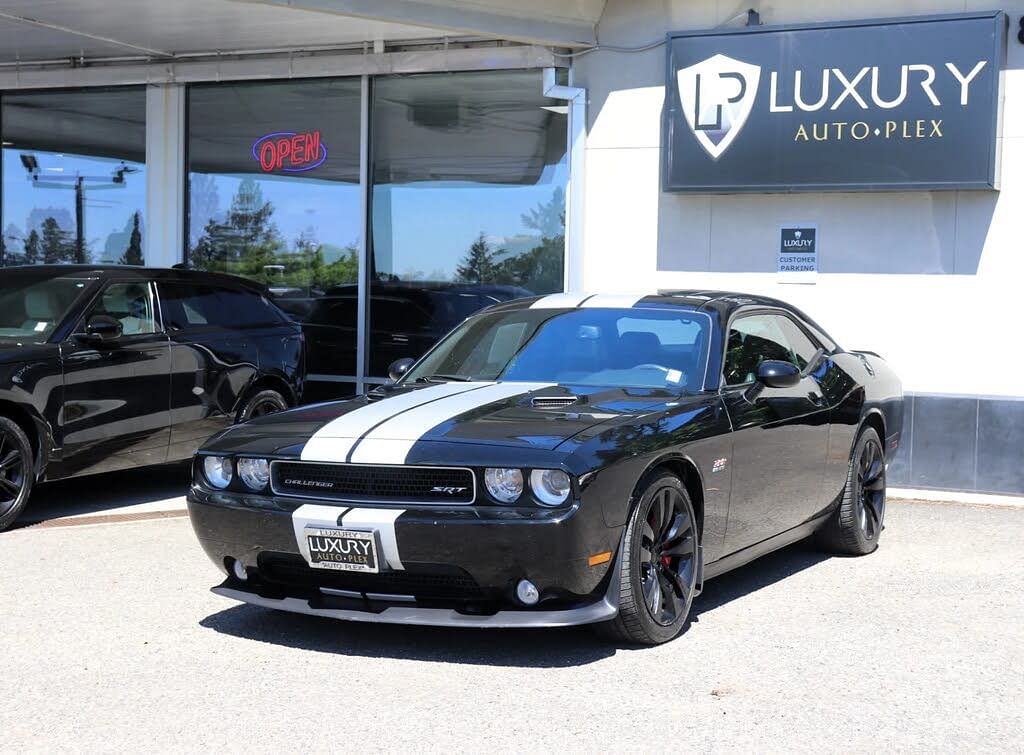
[778, 225, 817, 283]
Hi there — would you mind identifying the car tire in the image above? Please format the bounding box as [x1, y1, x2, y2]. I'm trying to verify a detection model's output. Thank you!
[0, 416, 34, 532]
[819, 426, 886, 556]
[595, 473, 699, 646]
[237, 389, 289, 423]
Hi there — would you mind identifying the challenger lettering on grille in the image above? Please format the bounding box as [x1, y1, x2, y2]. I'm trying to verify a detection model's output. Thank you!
[285, 479, 335, 489]
[272, 462, 475, 504]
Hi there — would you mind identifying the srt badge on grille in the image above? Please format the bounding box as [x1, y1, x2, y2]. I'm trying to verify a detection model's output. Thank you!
[431, 486, 468, 495]
[285, 479, 335, 488]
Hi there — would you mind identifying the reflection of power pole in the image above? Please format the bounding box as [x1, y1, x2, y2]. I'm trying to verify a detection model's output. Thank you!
[75, 176, 85, 264]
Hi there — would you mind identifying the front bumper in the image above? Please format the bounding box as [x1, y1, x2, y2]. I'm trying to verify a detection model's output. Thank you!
[212, 577, 618, 628]
[189, 486, 623, 627]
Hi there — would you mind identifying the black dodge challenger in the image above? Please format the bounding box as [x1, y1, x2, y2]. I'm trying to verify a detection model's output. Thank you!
[189, 291, 902, 645]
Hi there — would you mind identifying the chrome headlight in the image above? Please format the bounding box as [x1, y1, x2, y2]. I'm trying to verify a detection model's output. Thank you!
[484, 467, 523, 504]
[237, 458, 270, 491]
[530, 469, 571, 507]
[203, 456, 233, 489]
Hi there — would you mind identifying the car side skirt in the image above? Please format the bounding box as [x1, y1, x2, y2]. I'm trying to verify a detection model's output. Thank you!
[702, 511, 832, 581]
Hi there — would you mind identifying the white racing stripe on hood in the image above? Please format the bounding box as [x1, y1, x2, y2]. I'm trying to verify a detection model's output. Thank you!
[348, 381, 555, 464]
[300, 382, 492, 462]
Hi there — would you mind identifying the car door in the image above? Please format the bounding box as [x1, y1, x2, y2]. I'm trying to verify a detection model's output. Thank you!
[158, 280, 261, 460]
[720, 310, 830, 553]
[59, 280, 171, 476]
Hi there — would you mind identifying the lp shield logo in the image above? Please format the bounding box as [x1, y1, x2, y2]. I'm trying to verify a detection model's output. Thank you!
[677, 54, 761, 159]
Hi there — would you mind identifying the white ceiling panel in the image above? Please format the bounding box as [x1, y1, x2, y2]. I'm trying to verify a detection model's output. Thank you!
[0, 0, 456, 63]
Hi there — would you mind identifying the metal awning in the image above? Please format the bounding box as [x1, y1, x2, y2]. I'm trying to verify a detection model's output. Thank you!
[0, 0, 600, 66]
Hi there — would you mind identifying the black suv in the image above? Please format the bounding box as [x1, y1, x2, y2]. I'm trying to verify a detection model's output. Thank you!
[0, 265, 304, 529]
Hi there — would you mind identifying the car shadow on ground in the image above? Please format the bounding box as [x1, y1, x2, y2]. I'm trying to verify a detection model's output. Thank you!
[12, 462, 191, 529]
[199, 541, 832, 667]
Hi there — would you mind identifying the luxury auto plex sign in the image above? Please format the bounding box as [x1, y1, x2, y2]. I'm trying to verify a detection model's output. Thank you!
[662, 12, 1006, 192]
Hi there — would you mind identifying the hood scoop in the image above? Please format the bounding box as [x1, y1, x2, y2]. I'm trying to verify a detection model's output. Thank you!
[531, 395, 580, 409]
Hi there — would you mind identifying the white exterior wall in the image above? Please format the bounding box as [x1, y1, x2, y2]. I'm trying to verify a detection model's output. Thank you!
[574, 0, 1024, 399]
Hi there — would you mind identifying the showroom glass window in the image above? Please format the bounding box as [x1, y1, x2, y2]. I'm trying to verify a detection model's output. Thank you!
[1, 87, 147, 268]
[186, 79, 362, 329]
[368, 70, 568, 378]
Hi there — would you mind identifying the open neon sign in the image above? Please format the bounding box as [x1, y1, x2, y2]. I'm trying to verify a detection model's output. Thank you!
[251, 130, 328, 173]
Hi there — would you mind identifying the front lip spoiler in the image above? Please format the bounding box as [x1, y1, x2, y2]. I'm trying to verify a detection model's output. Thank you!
[211, 584, 617, 628]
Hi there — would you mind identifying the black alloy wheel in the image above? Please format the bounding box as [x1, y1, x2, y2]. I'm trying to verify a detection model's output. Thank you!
[856, 434, 886, 541]
[0, 416, 34, 531]
[595, 472, 699, 645]
[639, 486, 698, 626]
[819, 425, 886, 556]
[238, 389, 289, 423]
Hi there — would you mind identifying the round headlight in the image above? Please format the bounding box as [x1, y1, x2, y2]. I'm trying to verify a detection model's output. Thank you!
[237, 458, 270, 491]
[484, 468, 523, 504]
[203, 456, 233, 489]
[530, 469, 571, 507]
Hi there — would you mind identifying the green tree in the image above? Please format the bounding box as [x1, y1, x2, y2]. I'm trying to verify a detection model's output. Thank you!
[190, 179, 284, 276]
[23, 230, 40, 265]
[520, 186, 565, 238]
[40, 217, 74, 264]
[120, 212, 144, 266]
[455, 233, 500, 284]
[496, 189, 566, 293]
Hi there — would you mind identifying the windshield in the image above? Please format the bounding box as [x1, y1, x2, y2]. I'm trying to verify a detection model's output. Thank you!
[0, 276, 92, 341]
[404, 307, 712, 392]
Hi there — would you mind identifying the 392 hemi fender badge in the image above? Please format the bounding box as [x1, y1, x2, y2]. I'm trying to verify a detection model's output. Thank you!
[712, 458, 728, 473]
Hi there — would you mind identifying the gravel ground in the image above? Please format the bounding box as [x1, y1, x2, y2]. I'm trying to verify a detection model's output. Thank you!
[1, 498, 1022, 753]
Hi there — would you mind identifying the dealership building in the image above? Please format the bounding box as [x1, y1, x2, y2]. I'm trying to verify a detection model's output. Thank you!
[0, 1, 1021, 496]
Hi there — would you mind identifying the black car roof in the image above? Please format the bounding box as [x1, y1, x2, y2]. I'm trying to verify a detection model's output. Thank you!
[485, 290, 840, 348]
[1, 264, 267, 293]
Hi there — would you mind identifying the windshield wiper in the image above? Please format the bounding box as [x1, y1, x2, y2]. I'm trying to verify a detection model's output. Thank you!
[415, 373, 473, 383]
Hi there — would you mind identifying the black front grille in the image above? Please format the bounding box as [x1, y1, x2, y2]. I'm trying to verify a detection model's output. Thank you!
[271, 461, 475, 504]
[258, 554, 485, 601]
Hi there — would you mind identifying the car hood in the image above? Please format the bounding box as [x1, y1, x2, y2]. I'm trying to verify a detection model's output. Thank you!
[0, 340, 59, 367]
[212, 381, 687, 456]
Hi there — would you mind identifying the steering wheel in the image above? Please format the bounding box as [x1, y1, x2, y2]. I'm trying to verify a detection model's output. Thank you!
[635, 363, 670, 373]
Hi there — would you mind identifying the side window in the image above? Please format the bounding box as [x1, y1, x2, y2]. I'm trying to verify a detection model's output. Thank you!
[216, 288, 285, 327]
[158, 283, 217, 332]
[159, 282, 282, 331]
[89, 282, 157, 336]
[723, 313, 819, 386]
[774, 316, 820, 369]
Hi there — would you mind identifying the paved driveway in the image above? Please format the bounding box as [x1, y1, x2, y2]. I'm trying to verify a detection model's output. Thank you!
[1, 480, 1021, 752]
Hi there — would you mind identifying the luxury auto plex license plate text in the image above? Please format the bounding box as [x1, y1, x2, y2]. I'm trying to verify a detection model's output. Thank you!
[305, 527, 379, 572]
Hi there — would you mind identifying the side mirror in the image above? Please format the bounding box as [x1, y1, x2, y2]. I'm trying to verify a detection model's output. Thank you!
[79, 315, 123, 343]
[387, 357, 416, 383]
[757, 360, 801, 389]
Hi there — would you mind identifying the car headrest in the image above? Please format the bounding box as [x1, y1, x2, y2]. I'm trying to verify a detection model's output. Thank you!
[24, 289, 59, 320]
[616, 331, 662, 367]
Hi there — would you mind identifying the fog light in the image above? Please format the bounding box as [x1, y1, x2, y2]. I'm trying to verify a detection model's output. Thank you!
[231, 559, 248, 581]
[516, 579, 539, 606]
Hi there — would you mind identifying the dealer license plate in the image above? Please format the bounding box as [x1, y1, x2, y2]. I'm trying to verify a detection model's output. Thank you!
[304, 527, 379, 573]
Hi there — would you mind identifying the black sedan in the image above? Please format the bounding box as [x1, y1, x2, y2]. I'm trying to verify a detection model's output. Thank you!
[188, 291, 902, 645]
[0, 265, 303, 530]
